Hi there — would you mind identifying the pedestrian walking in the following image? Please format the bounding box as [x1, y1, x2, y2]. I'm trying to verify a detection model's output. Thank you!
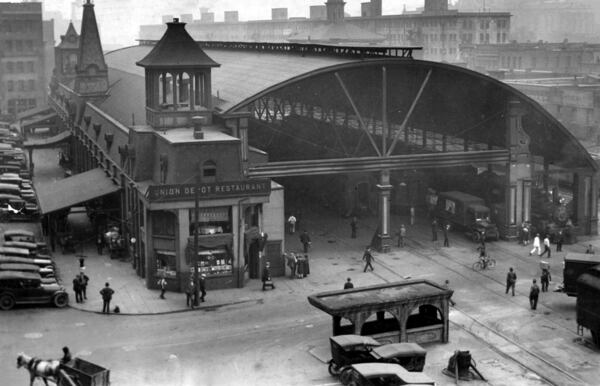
[72, 276, 83, 303]
[540, 268, 551, 292]
[443, 223, 450, 247]
[556, 230, 563, 252]
[262, 262, 275, 290]
[506, 267, 517, 296]
[100, 282, 114, 313]
[529, 234, 541, 256]
[410, 206, 415, 226]
[287, 215, 297, 234]
[477, 240, 487, 258]
[96, 235, 104, 255]
[443, 279, 456, 306]
[363, 247, 374, 272]
[300, 230, 311, 253]
[344, 277, 354, 289]
[157, 276, 167, 299]
[397, 224, 406, 248]
[79, 272, 89, 300]
[586, 244, 595, 254]
[78, 256, 85, 268]
[431, 218, 438, 242]
[350, 216, 358, 239]
[198, 274, 207, 302]
[529, 279, 540, 310]
[185, 278, 195, 308]
[60, 346, 72, 364]
[539, 235, 551, 258]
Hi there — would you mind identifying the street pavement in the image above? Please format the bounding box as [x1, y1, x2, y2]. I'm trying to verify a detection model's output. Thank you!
[4, 146, 600, 385]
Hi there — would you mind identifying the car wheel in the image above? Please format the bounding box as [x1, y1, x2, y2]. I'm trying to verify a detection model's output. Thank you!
[471, 232, 480, 243]
[327, 360, 340, 376]
[53, 293, 69, 308]
[340, 368, 353, 385]
[0, 294, 15, 310]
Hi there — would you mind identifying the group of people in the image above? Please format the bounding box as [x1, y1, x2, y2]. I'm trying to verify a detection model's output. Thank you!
[71, 272, 89, 303]
[505, 266, 552, 310]
[528, 233, 554, 258]
[183, 274, 207, 308]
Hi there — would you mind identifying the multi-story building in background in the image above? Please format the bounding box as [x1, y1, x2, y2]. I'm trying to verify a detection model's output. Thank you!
[138, 0, 511, 63]
[456, 0, 599, 43]
[0, 2, 50, 118]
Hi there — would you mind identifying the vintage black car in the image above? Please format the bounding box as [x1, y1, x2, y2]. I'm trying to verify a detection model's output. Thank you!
[0, 271, 68, 310]
[339, 363, 435, 386]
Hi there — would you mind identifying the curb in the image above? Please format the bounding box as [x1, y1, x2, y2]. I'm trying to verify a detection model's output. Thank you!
[66, 298, 259, 316]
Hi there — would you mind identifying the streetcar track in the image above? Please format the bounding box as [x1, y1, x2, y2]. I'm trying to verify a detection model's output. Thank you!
[359, 233, 587, 385]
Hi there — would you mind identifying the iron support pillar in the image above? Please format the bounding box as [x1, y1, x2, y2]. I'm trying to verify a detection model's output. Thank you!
[374, 170, 392, 253]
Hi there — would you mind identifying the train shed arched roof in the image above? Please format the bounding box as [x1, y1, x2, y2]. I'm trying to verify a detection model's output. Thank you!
[102, 44, 597, 171]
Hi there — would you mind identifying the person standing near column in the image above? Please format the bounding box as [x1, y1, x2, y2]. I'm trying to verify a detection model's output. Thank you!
[397, 224, 406, 248]
[410, 206, 415, 226]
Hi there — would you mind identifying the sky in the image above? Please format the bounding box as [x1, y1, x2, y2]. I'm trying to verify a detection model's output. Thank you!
[43, 0, 432, 23]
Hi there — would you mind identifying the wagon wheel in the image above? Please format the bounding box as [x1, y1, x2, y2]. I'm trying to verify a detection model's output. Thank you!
[327, 360, 340, 376]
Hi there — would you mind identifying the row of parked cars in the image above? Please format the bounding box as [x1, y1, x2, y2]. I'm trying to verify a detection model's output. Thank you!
[0, 229, 68, 310]
[0, 123, 39, 220]
[328, 335, 436, 385]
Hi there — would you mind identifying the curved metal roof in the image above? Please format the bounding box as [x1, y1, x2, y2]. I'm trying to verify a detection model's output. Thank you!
[103, 44, 597, 171]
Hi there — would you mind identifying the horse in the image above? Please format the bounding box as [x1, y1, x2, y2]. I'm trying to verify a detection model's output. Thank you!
[16, 353, 60, 386]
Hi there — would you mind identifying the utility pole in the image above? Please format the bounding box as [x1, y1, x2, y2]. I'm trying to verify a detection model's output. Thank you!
[193, 171, 200, 307]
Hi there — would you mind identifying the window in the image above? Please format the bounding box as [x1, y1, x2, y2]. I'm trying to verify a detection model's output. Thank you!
[156, 250, 176, 278]
[5, 41, 13, 52]
[27, 62, 34, 72]
[16, 62, 23, 73]
[7, 81, 13, 92]
[16, 40, 23, 52]
[25, 40, 33, 52]
[27, 80, 35, 91]
[202, 160, 217, 182]
[152, 210, 176, 237]
[18, 80, 25, 91]
[6, 62, 13, 73]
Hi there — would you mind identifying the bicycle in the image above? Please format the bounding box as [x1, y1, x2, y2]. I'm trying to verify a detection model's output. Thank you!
[472, 255, 496, 271]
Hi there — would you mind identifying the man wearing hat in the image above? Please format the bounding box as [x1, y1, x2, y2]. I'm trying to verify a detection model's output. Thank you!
[198, 274, 207, 303]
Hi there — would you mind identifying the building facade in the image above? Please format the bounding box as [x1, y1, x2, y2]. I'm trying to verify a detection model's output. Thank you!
[139, 0, 510, 63]
[0, 2, 49, 118]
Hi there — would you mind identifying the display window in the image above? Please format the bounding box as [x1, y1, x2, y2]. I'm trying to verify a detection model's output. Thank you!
[189, 206, 231, 236]
[156, 250, 177, 278]
[196, 248, 233, 277]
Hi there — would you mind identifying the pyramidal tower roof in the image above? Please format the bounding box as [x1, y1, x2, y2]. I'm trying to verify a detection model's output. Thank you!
[78, 0, 107, 73]
[58, 21, 79, 49]
[137, 18, 220, 69]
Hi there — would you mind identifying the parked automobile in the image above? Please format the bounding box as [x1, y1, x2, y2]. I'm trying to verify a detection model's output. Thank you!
[0, 263, 54, 278]
[435, 191, 500, 242]
[339, 363, 435, 386]
[3, 229, 36, 243]
[0, 271, 68, 310]
[0, 255, 53, 269]
[328, 335, 427, 375]
[563, 253, 600, 296]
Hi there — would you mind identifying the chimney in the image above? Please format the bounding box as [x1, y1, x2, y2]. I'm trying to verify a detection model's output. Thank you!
[193, 116, 207, 139]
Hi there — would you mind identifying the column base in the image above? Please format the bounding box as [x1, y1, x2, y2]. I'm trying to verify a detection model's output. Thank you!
[373, 234, 392, 253]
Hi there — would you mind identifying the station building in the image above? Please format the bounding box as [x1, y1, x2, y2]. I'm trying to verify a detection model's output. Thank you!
[31, 1, 599, 292]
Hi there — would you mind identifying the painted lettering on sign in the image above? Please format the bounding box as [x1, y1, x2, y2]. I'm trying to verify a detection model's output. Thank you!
[147, 180, 271, 201]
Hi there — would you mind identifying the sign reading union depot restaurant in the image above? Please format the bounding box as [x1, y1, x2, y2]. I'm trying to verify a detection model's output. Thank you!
[146, 180, 271, 202]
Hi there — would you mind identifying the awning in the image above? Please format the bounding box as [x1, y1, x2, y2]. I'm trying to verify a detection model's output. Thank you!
[16, 106, 53, 121]
[23, 131, 71, 149]
[21, 112, 58, 130]
[34, 168, 121, 215]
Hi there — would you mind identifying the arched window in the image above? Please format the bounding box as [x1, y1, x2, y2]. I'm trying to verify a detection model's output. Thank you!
[202, 160, 217, 182]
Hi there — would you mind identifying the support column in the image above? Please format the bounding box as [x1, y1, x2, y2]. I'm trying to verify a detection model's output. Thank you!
[374, 170, 392, 253]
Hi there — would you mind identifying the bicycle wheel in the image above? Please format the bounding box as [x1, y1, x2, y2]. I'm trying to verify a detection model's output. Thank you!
[487, 259, 496, 268]
[472, 261, 483, 271]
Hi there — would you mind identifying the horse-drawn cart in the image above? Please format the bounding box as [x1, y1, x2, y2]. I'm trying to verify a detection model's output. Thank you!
[58, 358, 110, 386]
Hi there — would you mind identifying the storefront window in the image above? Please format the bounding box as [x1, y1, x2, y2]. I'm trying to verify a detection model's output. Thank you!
[153, 210, 176, 237]
[189, 206, 231, 236]
[156, 250, 176, 278]
[196, 248, 233, 277]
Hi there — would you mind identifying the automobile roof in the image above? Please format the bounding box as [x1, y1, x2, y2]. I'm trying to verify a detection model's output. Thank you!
[369, 343, 427, 359]
[564, 253, 600, 263]
[0, 247, 31, 254]
[330, 334, 381, 348]
[3, 229, 34, 237]
[350, 363, 435, 383]
[0, 263, 39, 271]
[0, 270, 41, 280]
[3, 241, 37, 248]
